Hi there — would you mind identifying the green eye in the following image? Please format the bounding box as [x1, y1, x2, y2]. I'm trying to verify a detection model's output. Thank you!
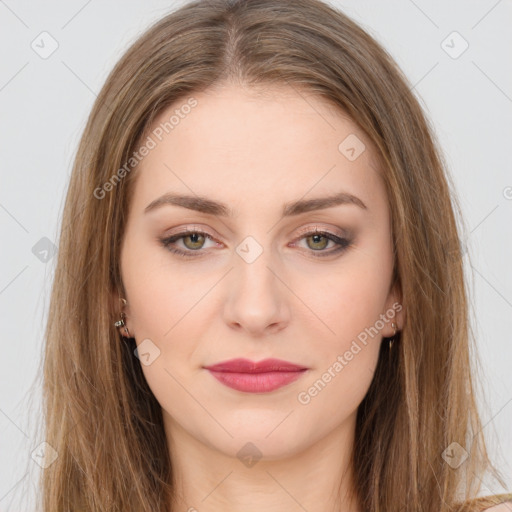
[182, 232, 206, 250]
[160, 229, 352, 259]
[305, 233, 330, 251]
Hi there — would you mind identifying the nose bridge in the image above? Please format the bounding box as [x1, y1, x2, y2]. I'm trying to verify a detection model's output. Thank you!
[233, 234, 277, 294]
[223, 233, 289, 333]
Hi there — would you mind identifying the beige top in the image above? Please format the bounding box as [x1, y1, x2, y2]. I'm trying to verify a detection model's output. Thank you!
[472, 493, 512, 511]
[485, 504, 512, 512]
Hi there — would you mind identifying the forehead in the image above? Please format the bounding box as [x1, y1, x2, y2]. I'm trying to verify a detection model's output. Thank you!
[129, 83, 386, 217]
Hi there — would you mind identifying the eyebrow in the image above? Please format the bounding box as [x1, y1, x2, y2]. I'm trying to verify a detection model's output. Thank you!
[144, 191, 367, 217]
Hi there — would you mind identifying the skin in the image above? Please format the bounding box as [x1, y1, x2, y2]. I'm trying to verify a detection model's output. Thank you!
[113, 82, 404, 512]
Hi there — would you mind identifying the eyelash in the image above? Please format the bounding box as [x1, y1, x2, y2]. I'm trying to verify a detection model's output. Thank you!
[159, 227, 352, 259]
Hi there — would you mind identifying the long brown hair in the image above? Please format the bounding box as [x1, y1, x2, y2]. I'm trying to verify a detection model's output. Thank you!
[36, 0, 510, 510]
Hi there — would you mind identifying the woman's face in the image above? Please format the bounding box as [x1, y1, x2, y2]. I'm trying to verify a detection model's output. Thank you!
[116, 83, 402, 460]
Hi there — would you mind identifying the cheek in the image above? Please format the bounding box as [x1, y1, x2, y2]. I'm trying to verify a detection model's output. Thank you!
[121, 239, 218, 390]
[121, 233, 196, 337]
[124, 268, 172, 339]
[304, 256, 391, 343]
[293, 261, 388, 422]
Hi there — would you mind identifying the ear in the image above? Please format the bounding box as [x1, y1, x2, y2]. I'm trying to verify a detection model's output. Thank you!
[381, 280, 405, 338]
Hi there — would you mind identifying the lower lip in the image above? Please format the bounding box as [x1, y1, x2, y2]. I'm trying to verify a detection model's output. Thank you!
[206, 370, 307, 393]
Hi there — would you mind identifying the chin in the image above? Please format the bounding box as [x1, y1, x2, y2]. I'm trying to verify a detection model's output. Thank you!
[211, 434, 306, 463]
[201, 416, 310, 460]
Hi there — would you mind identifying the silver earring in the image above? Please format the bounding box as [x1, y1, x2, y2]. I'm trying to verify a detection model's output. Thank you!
[114, 298, 131, 338]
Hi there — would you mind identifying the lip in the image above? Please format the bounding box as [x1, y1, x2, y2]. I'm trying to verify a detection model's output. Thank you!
[203, 358, 308, 393]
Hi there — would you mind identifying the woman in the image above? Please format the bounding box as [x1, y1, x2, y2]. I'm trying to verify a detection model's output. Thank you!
[39, 0, 511, 510]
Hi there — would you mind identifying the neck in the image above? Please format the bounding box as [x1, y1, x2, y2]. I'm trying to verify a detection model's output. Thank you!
[164, 411, 361, 512]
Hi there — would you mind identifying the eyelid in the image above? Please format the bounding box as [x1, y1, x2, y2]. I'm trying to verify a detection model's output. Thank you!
[159, 223, 352, 258]
[292, 224, 348, 240]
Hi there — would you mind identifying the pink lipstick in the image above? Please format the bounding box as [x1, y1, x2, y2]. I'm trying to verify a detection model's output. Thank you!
[203, 358, 308, 393]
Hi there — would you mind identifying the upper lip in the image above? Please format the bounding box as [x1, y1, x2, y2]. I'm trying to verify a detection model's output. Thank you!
[203, 358, 308, 373]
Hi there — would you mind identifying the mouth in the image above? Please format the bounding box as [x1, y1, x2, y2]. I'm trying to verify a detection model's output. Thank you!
[202, 358, 309, 393]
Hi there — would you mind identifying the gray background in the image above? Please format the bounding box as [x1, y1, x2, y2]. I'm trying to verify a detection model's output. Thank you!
[0, 0, 511, 509]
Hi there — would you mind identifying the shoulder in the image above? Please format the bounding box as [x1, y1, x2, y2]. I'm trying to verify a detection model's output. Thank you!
[482, 504, 512, 511]
[464, 494, 512, 511]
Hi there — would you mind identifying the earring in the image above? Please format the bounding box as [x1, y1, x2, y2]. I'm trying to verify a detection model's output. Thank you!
[114, 297, 131, 338]
[389, 322, 398, 349]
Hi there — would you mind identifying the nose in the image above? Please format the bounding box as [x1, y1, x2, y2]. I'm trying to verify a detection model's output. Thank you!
[223, 243, 291, 337]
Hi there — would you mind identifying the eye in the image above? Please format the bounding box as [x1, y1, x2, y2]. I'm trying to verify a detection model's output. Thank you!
[290, 228, 352, 258]
[159, 226, 352, 258]
[160, 229, 218, 257]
